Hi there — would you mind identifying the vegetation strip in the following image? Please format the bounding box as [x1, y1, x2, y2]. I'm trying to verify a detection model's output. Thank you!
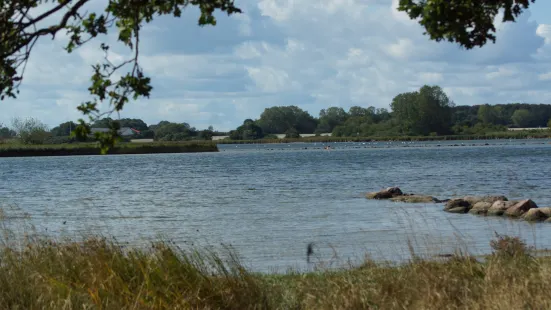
[0, 233, 547, 309]
[0, 142, 218, 157]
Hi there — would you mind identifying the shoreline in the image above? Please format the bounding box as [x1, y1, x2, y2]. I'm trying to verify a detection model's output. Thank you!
[0, 142, 219, 157]
[215, 132, 551, 144]
[1, 133, 550, 157]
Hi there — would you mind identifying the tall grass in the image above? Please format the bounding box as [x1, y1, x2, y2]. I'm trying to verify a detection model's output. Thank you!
[0, 227, 551, 309]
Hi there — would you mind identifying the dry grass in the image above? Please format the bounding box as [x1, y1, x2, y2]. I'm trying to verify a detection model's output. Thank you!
[0, 232, 549, 309]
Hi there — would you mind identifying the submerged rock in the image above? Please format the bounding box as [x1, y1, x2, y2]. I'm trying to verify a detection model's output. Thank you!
[505, 199, 538, 217]
[390, 195, 438, 203]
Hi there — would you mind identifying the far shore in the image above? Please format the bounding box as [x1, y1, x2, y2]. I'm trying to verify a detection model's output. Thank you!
[216, 131, 551, 144]
[0, 142, 219, 157]
[1, 131, 550, 157]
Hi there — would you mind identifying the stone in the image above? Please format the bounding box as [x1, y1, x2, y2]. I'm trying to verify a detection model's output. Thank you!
[444, 199, 471, 212]
[385, 187, 403, 196]
[469, 202, 493, 215]
[522, 208, 549, 222]
[487, 200, 518, 216]
[366, 187, 403, 200]
[463, 195, 508, 205]
[390, 195, 437, 203]
[448, 206, 470, 214]
[505, 199, 538, 217]
[538, 207, 551, 217]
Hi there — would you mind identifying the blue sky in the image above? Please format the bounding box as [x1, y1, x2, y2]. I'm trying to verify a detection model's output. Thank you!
[2, 0, 551, 131]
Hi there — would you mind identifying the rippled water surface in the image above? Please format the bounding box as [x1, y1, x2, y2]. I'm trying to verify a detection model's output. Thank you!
[1, 139, 551, 271]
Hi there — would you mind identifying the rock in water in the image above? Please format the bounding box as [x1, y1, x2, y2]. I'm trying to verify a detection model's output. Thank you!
[469, 202, 493, 215]
[505, 199, 538, 217]
[487, 200, 518, 216]
[385, 187, 403, 196]
[390, 195, 437, 203]
[444, 199, 471, 212]
[366, 187, 403, 200]
[463, 195, 508, 205]
[522, 208, 549, 222]
[447, 206, 470, 214]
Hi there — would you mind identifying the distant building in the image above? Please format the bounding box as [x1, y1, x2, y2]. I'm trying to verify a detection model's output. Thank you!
[91, 127, 137, 136]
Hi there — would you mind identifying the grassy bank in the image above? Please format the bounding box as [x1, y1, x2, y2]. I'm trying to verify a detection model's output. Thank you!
[0, 233, 550, 309]
[217, 130, 551, 144]
[0, 141, 218, 157]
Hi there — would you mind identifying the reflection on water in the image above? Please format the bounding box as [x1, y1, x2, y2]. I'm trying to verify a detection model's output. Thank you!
[0, 139, 551, 272]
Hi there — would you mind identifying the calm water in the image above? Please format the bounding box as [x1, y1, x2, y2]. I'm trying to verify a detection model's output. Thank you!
[1, 139, 551, 272]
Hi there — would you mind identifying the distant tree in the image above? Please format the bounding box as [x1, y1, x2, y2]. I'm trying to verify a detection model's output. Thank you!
[391, 85, 453, 135]
[50, 121, 78, 136]
[118, 118, 148, 131]
[284, 127, 300, 139]
[511, 109, 535, 128]
[256, 106, 317, 134]
[477, 104, 498, 124]
[548, 119, 551, 129]
[348, 106, 368, 118]
[0, 125, 16, 139]
[229, 119, 264, 140]
[11, 117, 50, 144]
[318, 107, 348, 133]
[398, 0, 535, 49]
[198, 129, 214, 140]
[154, 122, 195, 141]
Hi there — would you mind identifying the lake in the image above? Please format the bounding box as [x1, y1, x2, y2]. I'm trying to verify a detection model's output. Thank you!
[1, 139, 551, 272]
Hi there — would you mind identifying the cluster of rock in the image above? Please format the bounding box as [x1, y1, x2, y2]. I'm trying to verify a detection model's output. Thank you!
[366, 187, 551, 222]
[365, 187, 449, 203]
[445, 196, 551, 222]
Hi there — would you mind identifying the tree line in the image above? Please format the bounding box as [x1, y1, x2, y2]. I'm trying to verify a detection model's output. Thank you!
[228, 85, 551, 140]
[0, 118, 223, 144]
[2, 85, 551, 144]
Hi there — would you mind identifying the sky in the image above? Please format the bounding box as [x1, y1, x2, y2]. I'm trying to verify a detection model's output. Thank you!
[2, 0, 551, 131]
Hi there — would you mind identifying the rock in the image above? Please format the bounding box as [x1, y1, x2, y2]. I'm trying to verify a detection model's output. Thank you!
[390, 195, 437, 203]
[444, 199, 471, 212]
[504, 199, 538, 217]
[522, 208, 549, 222]
[469, 202, 493, 215]
[385, 187, 403, 196]
[463, 195, 508, 205]
[366, 187, 403, 200]
[538, 207, 551, 217]
[545, 218, 551, 224]
[448, 206, 470, 214]
[366, 192, 380, 199]
[487, 201, 518, 216]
